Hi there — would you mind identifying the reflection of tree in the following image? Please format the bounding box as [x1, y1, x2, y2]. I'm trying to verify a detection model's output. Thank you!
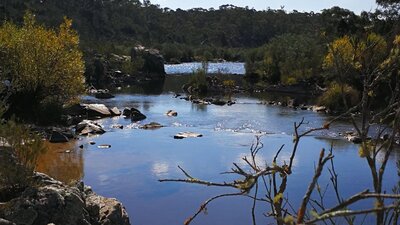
[191, 103, 207, 112]
[36, 141, 84, 183]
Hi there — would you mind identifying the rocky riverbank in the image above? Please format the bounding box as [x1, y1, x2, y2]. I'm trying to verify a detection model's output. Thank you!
[0, 171, 130, 225]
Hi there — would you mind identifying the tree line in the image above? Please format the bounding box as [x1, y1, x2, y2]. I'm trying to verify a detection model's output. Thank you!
[0, 0, 397, 62]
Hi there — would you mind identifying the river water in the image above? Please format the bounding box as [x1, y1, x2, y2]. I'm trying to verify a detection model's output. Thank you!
[165, 62, 245, 75]
[37, 73, 400, 225]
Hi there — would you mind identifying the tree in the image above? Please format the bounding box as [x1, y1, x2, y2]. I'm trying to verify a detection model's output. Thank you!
[0, 12, 85, 123]
[246, 34, 324, 85]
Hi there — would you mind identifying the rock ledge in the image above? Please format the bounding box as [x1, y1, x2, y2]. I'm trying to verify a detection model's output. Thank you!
[0, 173, 131, 225]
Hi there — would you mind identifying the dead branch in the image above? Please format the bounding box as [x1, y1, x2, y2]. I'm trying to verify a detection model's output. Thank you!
[297, 149, 334, 224]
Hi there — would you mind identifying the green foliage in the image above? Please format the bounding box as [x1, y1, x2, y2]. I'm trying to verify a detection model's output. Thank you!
[318, 82, 360, 111]
[2, 1, 389, 57]
[0, 12, 85, 123]
[188, 63, 208, 94]
[246, 34, 324, 85]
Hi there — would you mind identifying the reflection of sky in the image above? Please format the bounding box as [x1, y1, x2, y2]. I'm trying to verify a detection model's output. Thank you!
[152, 161, 170, 177]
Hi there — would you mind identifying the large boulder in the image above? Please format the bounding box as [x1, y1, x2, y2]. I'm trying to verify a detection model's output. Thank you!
[131, 45, 165, 75]
[84, 104, 112, 118]
[0, 173, 131, 225]
[86, 194, 130, 225]
[122, 108, 146, 122]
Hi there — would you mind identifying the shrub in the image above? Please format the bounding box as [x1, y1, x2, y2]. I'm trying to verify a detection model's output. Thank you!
[0, 12, 85, 123]
[318, 82, 360, 111]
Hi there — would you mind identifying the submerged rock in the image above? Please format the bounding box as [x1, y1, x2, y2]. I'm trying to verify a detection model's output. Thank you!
[174, 132, 203, 139]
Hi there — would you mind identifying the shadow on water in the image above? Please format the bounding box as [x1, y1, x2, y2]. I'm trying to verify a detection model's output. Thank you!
[36, 141, 84, 183]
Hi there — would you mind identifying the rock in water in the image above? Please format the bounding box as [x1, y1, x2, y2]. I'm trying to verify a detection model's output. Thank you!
[312, 106, 327, 112]
[174, 132, 203, 139]
[166, 110, 178, 117]
[122, 107, 146, 121]
[97, 144, 111, 149]
[122, 108, 132, 117]
[75, 120, 105, 136]
[84, 104, 112, 118]
[211, 99, 226, 106]
[140, 122, 163, 129]
[109, 107, 121, 116]
[130, 108, 147, 121]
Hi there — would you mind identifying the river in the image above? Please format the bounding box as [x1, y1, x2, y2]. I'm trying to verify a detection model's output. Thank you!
[165, 62, 245, 75]
[37, 72, 400, 225]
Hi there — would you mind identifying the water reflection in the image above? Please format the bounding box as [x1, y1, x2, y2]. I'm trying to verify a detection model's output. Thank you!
[191, 102, 208, 112]
[40, 92, 400, 225]
[36, 141, 84, 183]
[152, 161, 170, 177]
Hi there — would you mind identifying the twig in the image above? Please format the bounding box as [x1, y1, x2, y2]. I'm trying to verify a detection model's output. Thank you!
[297, 149, 333, 224]
[305, 205, 400, 224]
[183, 192, 245, 225]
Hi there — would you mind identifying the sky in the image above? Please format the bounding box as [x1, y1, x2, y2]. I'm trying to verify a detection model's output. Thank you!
[149, 0, 378, 14]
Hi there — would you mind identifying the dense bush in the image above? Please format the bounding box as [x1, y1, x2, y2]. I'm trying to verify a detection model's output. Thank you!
[187, 63, 209, 94]
[0, 12, 85, 123]
[318, 82, 360, 111]
[245, 34, 325, 86]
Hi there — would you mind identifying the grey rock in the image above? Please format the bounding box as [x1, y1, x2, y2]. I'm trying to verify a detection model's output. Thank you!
[140, 122, 163, 130]
[312, 106, 327, 112]
[0, 219, 15, 225]
[76, 121, 105, 136]
[84, 104, 112, 118]
[109, 107, 121, 116]
[0, 173, 130, 225]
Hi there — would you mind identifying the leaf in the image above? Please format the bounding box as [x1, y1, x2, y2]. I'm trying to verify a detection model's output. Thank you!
[310, 210, 319, 218]
[273, 193, 283, 204]
[283, 215, 294, 224]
